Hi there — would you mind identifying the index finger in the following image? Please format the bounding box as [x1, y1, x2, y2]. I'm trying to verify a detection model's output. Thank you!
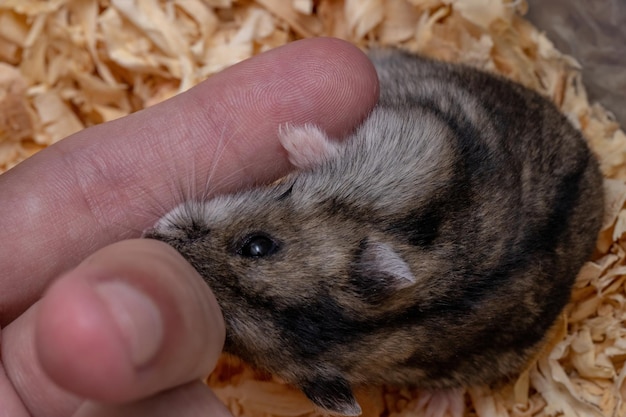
[0, 38, 379, 324]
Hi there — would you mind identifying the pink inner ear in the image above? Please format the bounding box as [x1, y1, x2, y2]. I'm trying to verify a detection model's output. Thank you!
[278, 124, 342, 170]
[363, 241, 417, 288]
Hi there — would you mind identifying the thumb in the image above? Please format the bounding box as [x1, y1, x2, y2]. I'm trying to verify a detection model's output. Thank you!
[35, 239, 225, 404]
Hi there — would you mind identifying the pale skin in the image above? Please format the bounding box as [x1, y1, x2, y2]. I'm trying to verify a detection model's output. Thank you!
[0, 38, 379, 417]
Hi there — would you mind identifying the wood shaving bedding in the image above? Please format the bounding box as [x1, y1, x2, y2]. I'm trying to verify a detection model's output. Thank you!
[1, 1, 625, 416]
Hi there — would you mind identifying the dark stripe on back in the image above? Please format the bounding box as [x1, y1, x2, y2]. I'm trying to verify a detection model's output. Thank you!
[386, 205, 442, 246]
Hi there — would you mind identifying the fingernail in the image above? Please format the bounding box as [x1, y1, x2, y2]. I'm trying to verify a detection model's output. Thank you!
[95, 281, 164, 367]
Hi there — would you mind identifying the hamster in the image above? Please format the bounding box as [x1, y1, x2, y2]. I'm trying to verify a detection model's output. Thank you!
[143, 49, 604, 415]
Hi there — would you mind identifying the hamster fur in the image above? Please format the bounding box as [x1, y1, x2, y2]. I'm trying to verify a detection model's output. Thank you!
[144, 49, 604, 415]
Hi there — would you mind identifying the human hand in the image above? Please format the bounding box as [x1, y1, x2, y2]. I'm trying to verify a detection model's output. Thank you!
[0, 38, 378, 416]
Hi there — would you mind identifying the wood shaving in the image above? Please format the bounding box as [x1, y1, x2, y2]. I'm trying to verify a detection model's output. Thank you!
[1, 1, 625, 416]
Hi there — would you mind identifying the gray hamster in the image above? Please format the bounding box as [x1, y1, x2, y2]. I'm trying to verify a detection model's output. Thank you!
[144, 49, 604, 415]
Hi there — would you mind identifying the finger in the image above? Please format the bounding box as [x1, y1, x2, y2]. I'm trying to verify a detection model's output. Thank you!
[74, 381, 231, 417]
[0, 37, 379, 324]
[3, 239, 225, 416]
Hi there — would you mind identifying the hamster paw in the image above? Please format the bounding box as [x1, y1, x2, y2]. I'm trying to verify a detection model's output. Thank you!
[300, 376, 362, 416]
[278, 123, 342, 170]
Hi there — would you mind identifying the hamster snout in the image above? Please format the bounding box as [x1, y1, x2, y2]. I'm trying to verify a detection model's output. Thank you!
[145, 49, 604, 416]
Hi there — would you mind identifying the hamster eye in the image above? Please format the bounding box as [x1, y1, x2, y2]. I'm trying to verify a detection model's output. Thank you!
[237, 233, 280, 258]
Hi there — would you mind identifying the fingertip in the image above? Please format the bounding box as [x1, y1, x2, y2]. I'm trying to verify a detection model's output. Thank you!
[295, 37, 380, 138]
[175, 37, 379, 193]
[199, 36, 379, 139]
[36, 269, 133, 401]
[35, 239, 226, 403]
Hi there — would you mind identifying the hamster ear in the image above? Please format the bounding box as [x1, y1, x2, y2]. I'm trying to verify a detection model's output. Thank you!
[278, 123, 343, 170]
[300, 376, 362, 416]
[359, 240, 416, 289]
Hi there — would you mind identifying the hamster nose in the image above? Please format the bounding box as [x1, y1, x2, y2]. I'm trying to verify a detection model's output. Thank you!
[142, 227, 159, 239]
